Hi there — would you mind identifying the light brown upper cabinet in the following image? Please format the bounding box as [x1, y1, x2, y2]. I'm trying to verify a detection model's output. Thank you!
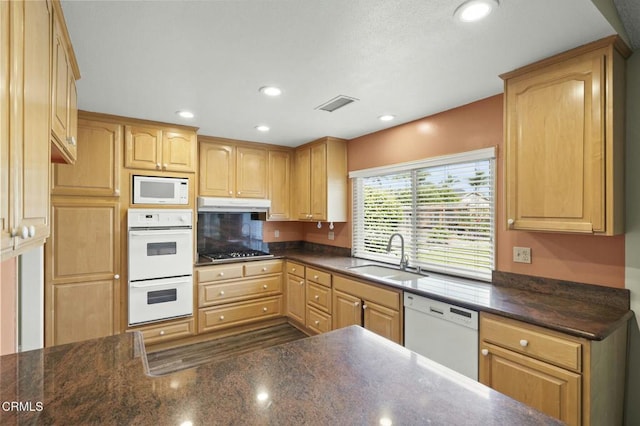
[1, 0, 52, 260]
[51, 0, 80, 165]
[294, 137, 347, 222]
[502, 36, 629, 235]
[199, 137, 268, 198]
[125, 124, 196, 173]
[267, 149, 292, 220]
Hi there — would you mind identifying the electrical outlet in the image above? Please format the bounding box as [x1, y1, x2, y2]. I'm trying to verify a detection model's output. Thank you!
[513, 247, 531, 264]
[328, 231, 335, 241]
[274, 230, 280, 238]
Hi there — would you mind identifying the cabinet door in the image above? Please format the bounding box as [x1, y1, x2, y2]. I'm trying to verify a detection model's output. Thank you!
[267, 150, 291, 220]
[480, 342, 581, 426]
[53, 119, 122, 197]
[363, 300, 401, 344]
[310, 142, 327, 220]
[45, 200, 121, 346]
[162, 130, 196, 172]
[199, 141, 235, 197]
[14, 0, 51, 251]
[66, 73, 78, 161]
[286, 274, 306, 324]
[0, 0, 12, 257]
[505, 53, 605, 233]
[124, 124, 162, 170]
[236, 146, 267, 198]
[294, 147, 311, 219]
[332, 290, 362, 330]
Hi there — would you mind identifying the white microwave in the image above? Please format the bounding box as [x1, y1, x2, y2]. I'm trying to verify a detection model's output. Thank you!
[132, 175, 189, 205]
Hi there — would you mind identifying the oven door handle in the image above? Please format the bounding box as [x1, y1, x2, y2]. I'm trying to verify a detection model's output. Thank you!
[130, 279, 191, 288]
[129, 230, 191, 237]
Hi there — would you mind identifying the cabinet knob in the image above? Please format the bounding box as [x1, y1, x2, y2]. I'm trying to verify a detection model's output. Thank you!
[163, 163, 168, 170]
[67, 136, 77, 146]
[481, 349, 489, 356]
[237, 191, 241, 195]
[28, 225, 36, 238]
[314, 320, 320, 325]
[229, 191, 233, 195]
[299, 280, 304, 285]
[219, 290, 225, 296]
[21, 226, 28, 239]
[114, 189, 120, 196]
[519, 339, 529, 347]
[114, 274, 120, 280]
[313, 275, 319, 280]
[263, 284, 268, 289]
[9, 228, 17, 238]
[354, 301, 360, 307]
[262, 307, 268, 312]
[362, 304, 368, 310]
[262, 267, 267, 272]
[314, 295, 319, 300]
[507, 218, 514, 227]
[291, 268, 296, 272]
[219, 272, 225, 277]
[159, 330, 165, 336]
[219, 315, 225, 321]
[156, 163, 161, 169]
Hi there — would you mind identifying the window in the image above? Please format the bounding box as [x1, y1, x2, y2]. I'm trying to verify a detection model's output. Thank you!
[351, 147, 495, 281]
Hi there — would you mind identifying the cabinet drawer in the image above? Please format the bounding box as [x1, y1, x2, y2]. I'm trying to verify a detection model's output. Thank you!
[137, 318, 194, 345]
[244, 260, 283, 277]
[307, 267, 331, 287]
[307, 306, 331, 334]
[333, 275, 401, 310]
[306, 281, 331, 313]
[199, 275, 282, 307]
[480, 313, 583, 372]
[197, 264, 243, 283]
[286, 261, 305, 278]
[198, 296, 283, 333]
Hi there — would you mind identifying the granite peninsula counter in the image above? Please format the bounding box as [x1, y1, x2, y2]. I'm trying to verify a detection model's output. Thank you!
[0, 326, 561, 425]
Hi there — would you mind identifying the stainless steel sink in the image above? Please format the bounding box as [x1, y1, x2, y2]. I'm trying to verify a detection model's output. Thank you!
[347, 264, 424, 281]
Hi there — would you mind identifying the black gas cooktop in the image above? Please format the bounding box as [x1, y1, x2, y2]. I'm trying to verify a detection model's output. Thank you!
[199, 249, 274, 264]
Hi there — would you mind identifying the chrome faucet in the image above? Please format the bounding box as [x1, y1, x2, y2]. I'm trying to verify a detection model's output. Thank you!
[386, 233, 409, 270]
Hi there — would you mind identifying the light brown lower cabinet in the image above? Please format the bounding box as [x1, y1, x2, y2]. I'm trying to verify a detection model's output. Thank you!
[332, 275, 402, 344]
[479, 312, 628, 426]
[285, 262, 306, 325]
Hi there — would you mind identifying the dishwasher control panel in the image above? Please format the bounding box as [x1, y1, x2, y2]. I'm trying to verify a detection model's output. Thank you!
[404, 293, 478, 330]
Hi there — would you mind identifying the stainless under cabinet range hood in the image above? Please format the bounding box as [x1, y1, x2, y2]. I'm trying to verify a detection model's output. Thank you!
[197, 196, 271, 213]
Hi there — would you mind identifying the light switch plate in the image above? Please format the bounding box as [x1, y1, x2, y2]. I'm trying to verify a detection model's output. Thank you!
[513, 247, 531, 263]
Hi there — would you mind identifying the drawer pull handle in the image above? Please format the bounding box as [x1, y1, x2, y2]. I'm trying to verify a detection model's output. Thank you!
[519, 339, 529, 347]
[262, 267, 267, 272]
[219, 291, 225, 296]
[263, 285, 268, 289]
[159, 330, 165, 336]
[314, 295, 319, 300]
[291, 268, 296, 272]
[481, 349, 489, 356]
[219, 315, 225, 321]
[313, 275, 319, 280]
[219, 272, 224, 277]
[262, 307, 268, 312]
[314, 320, 320, 325]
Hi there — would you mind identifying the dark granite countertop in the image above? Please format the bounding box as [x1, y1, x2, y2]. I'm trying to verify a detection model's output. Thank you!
[268, 250, 633, 340]
[0, 326, 562, 425]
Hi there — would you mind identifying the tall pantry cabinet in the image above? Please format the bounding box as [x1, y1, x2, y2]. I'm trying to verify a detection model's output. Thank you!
[1, 0, 52, 260]
[46, 117, 123, 346]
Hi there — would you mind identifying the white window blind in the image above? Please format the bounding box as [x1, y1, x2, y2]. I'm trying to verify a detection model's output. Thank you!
[351, 148, 495, 281]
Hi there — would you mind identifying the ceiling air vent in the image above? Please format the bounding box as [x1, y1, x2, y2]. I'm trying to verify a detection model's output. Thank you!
[315, 95, 359, 112]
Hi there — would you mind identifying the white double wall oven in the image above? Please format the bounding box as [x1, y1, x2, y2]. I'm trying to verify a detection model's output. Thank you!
[128, 209, 193, 326]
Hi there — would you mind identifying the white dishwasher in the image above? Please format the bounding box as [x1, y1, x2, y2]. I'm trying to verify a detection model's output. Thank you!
[404, 292, 479, 380]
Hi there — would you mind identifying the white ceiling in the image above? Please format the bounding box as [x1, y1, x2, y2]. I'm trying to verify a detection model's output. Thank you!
[61, 0, 618, 147]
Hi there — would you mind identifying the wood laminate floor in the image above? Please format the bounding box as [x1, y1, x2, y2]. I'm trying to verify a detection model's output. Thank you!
[146, 324, 308, 375]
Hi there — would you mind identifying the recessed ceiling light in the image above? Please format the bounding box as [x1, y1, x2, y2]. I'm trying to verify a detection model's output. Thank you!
[378, 115, 395, 122]
[255, 125, 270, 132]
[176, 110, 194, 119]
[259, 86, 282, 97]
[454, 0, 498, 23]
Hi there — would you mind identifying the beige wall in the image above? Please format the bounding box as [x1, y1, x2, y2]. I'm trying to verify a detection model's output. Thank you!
[624, 50, 640, 426]
[0, 257, 17, 355]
